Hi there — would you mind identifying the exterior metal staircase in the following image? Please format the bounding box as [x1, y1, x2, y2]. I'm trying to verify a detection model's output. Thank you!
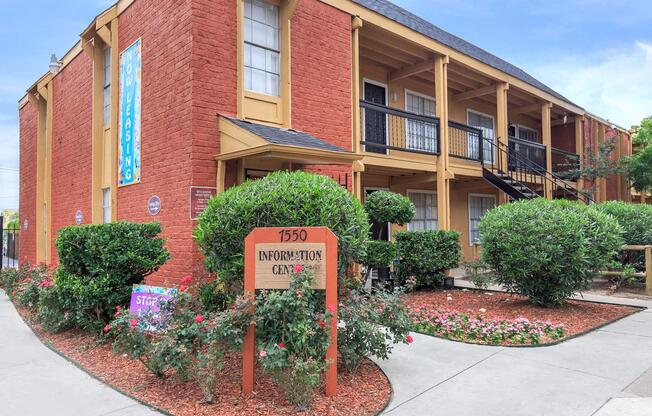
[480, 136, 593, 203]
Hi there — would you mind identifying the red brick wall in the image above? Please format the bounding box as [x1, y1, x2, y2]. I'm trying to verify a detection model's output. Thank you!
[49, 53, 94, 266]
[290, 0, 353, 192]
[118, 0, 195, 286]
[604, 127, 620, 201]
[551, 124, 575, 153]
[18, 103, 38, 265]
[189, 0, 239, 279]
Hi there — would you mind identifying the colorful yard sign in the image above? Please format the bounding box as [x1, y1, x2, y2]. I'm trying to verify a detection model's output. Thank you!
[118, 38, 142, 187]
[242, 227, 338, 396]
[129, 284, 176, 330]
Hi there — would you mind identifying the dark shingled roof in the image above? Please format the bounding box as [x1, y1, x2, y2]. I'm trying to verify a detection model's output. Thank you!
[353, 0, 580, 108]
[226, 117, 350, 153]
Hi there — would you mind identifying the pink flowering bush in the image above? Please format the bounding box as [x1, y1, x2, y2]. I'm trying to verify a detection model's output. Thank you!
[412, 309, 565, 345]
[107, 284, 252, 403]
[6, 264, 52, 309]
[255, 266, 333, 411]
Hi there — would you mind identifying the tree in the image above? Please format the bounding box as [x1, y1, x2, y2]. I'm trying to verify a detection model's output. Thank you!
[625, 116, 652, 193]
[569, 137, 625, 199]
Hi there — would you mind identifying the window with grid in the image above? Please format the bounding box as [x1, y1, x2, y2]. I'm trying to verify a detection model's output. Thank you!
[405, 92, 437, 153]
[103, 47, 111, 126]
[517, 125, 539, 143]
[467, 111, 495, 163]
[469, 195, 495, 244]
[244, 0, 280, 97]
[102, 188, 111, 224]
[407, 191, 438, 231]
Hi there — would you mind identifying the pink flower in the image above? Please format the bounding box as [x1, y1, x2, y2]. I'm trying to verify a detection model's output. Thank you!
[130, 319, 138, 329]
[295, 290, 303, 298]
[278, 342, 285, 349]
[40, 280, 53, 288]
[24, 277, 30, 283]
[179, 285, 189, 292]
[259, 350, 268, 358]
[103, 324, 111, 333]
[317, 320, 327, 329]
[294, 264, 303, 273]
[115, 305, 122, 311]
[195, 314, 205, 324]
[181, 275, 193, 285]
[327, 304, 335, 313]
[406, 335, 414, 344]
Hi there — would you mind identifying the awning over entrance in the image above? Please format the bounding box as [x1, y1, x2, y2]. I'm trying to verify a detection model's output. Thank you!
[217, 116, 362, 165]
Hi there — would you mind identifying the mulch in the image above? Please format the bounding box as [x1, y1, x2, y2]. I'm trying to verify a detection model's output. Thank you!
[17, 307, 390, 416]
[406, 289, 639, 341]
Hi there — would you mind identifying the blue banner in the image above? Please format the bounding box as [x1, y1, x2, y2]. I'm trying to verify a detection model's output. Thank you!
[118, 39, 142, 186]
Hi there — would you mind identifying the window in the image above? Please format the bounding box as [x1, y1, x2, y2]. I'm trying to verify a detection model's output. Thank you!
[467, 110, 495, 163]
[244, 0, 280, 96]
[509, 124, 539, 143]
[405, 91, 437, 153]
[469, 195, 495, 244]
[102, 188, 111, 224]
[407, 191, 438, 231]
[103, 47, 111, 126]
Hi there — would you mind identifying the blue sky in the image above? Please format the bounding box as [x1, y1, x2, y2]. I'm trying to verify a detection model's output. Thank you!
[0, 0, 651, 212]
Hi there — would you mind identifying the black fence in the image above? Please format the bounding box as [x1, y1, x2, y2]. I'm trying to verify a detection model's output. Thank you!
[1, 216, 19, 270]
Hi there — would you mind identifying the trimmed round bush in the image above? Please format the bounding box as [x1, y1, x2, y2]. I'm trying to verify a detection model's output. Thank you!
[364, 190, 416, 226]
[394, 230, 461, 288]
[360, 240, 397, 270]
[194, 171, 369, 291]
[479, 198, 623, 307]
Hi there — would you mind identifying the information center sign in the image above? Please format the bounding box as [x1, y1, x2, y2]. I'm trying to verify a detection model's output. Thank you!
[242, 227, 338, 396]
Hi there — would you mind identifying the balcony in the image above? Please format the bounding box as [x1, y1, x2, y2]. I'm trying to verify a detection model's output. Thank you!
[360, 100, 440, 155]
[551, 147, 580, 181]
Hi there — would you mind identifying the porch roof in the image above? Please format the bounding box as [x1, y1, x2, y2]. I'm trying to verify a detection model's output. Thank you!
[353, 0, 580, 109]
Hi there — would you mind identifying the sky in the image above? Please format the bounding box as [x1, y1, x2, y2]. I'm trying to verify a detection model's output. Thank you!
[0, 0, 651, 213]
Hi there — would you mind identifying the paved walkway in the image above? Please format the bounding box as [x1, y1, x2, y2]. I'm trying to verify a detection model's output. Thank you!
[0, 290, 161, 416]
[375, 308, 652, 416]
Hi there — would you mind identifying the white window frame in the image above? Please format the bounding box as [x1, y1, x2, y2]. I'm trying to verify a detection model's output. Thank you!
[406, 189, 438, 231]
[467, 109, 495, 164]
[404, 89, 437, 153]
[243, 0, 281, 97]
[102, 187, 112, 224]
[362, 79, 389, 155]
[468, 193, 496, 246]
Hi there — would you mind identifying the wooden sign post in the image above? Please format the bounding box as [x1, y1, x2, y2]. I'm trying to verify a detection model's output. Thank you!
[243, 226, 338, 397]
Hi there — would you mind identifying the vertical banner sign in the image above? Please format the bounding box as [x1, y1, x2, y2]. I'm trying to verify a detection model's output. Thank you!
[242, 227, 338, 397]
[118, 39, 142, 187]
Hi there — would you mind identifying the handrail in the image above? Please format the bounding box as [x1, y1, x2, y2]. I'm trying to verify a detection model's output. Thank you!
[489, 137, 593, 203]
[509, 136, 546, 150]
[551, 147, 579, 159]
[359, 100, 441, 126]
[448, 120, 483, 162]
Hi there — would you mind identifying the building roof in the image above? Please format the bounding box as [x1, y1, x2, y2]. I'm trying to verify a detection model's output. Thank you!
[353, 0, 579, 109]
[225, 117, 351, 153]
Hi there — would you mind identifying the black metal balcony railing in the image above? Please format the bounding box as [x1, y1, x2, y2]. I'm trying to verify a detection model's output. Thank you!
[508, 137, 546, 171]
[449, 121, 483, 162]
[552, 147, 580, 181]
[360, 100, 440, 155]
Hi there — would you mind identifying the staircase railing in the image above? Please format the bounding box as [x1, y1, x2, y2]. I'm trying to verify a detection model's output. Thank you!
[482, 136, 594, 203]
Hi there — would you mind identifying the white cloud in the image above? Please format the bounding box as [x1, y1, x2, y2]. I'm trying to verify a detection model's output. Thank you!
[0, 112, 19, 212]
[531, 41, 652, 129]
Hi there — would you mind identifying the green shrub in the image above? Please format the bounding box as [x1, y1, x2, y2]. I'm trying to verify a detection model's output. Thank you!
[37, 283, 77, 333]
[51, 222, 169, 331]
[479, 198, 623, 307]
[395, 230, 461, 288]
[360, 240, 397, 270]
[338, 289, 412, 372]
[0, 265, 30, 295]
[194, 171, 369, 292]
[594, 201, 652, 268]
[198, 280, 232, 313]
[364, 190, 415, 227]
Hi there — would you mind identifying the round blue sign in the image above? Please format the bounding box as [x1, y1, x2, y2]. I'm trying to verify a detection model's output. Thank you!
[148, 195, 161, 216]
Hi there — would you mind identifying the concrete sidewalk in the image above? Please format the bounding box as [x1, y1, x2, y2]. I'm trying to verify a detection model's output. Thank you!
[0, 290, 162, 416]
[376, 308, 652, 416]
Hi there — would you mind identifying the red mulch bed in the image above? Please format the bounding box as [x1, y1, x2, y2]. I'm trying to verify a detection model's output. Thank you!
[407, 289, 639, 343]
[17, 307, 389, 416]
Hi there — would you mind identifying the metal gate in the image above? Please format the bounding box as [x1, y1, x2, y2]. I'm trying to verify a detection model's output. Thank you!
[1, 216, 19, 270]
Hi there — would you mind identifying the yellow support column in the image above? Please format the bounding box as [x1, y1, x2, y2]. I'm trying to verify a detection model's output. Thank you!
[216, 160, 226, 194]
[542, 102, 553, 199]
[496, 82, 509, 204]
[574, 116, 584, 193]
[351, 16, 362, 155]
[434, 55, 450, 230]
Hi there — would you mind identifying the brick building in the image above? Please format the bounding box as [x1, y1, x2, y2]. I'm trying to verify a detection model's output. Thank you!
[19, 0, 633, 286]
